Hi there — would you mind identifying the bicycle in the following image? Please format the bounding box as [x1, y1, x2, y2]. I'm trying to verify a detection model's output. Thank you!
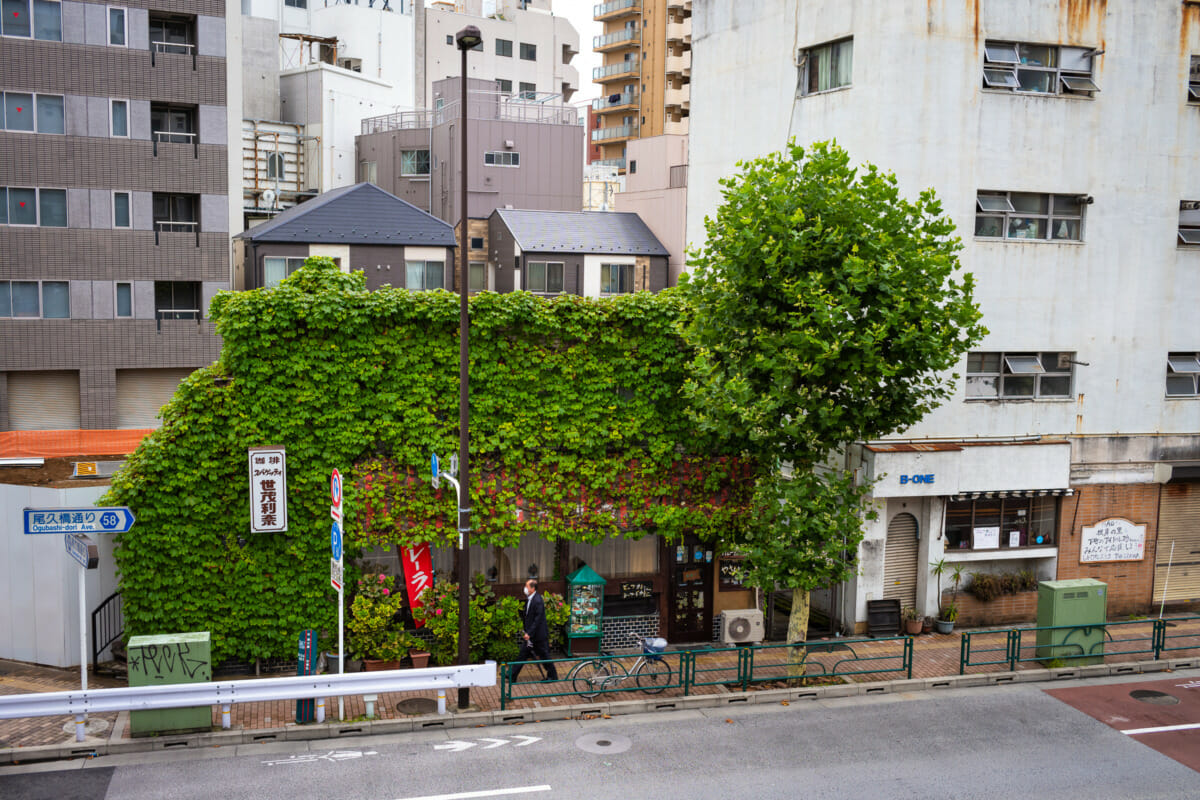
[568, 635, 672, 698]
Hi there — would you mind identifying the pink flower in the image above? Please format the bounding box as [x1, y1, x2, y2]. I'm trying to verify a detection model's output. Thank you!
[382, 588, 390, 596]
[378, 574, 385, 583]
[435, 609, 443, 616]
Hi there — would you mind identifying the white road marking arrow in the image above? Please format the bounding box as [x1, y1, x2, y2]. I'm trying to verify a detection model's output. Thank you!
[480, 738, 510, 749]
[434, 740, 477, 752]
[511, 735, 541, 746]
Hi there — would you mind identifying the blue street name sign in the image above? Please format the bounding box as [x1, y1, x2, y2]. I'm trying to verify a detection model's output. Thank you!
[65, 534, 99, 570]
[331, 520, 342, 562]
[24, 507, 135, 535]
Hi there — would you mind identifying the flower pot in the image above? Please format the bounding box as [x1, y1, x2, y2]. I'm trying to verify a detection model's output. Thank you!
[935, 618, 955, 635]
[904, 619, 923, 635]
[921, 617, 933, 634]
[363, 659, 401, 671]
[409, 651, 431, 669]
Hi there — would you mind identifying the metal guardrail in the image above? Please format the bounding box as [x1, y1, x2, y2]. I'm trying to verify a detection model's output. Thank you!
[0, 663, 496, 742]
[960, 618, 1196, 673]
[499, 638, 912, 709]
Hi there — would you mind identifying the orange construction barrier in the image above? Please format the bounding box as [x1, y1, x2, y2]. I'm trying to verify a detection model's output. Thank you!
[0, 429, 153, 459]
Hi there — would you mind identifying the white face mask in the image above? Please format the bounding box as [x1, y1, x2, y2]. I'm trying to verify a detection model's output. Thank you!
[524, 587, 532, 597]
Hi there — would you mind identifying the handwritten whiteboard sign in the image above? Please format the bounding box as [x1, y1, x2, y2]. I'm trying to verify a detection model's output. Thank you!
[1080, 518, 1146, 563]
[973, 526, 1000, 550]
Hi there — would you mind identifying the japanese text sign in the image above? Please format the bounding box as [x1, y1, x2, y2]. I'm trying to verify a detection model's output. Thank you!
[249, 447, 288, 533]
[1080, 518, 1146, 563]
[402, 542, 434, 627]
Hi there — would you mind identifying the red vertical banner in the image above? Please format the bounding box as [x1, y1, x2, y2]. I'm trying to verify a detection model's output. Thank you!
[402, 542, 434, 627]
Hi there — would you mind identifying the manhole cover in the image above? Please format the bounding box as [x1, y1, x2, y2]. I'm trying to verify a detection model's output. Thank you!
[575, 732, 631, 755]
[1130, 690, 1180, 705]
[396, 698, 439, 715]
[61, 717, 110, 736]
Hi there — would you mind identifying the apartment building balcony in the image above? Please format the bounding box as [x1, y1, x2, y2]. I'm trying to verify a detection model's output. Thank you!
[666, 19, 691, 45]
[592, 122, 639, 143]
[666, 53, 691, 79]
[594, 58, 640, 83]
[594, 28, 640, 53]
[594, 0, 639, 22]
[666, 0, 691, 11]
[664, 119, 689, 136]
[593, 157, 627, 171]
[664, 85, 689, 112]
[593, 91, 639, 112]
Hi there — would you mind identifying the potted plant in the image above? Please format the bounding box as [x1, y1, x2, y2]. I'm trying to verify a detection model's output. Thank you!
[930, 559, 965, 634]
[348, 572, 407, 670]
[902, 606, 923, 635]
[936, 602, 958, 634]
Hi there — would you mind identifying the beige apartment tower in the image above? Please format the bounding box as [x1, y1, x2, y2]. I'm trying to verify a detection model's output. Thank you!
[591, 0, 690, 173]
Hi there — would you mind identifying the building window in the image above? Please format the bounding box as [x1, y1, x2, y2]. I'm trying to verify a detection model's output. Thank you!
[284, 0, 306, 7]
[2, 92, 63, 133]
[801, 37, 852, 95]
[944, 496, 1058, 551]
[496, 38, 512, 57]
[266, 152, 285, 180]
[975, 191, 1085, 241]
[982, 41, 1099, 96]
[406, 260, 444, 291]
[470, 236, 484, 250]
[520, 42, 537, 61]
[400, 150, 430, 176]
[966, 351, 1074, 399]
[445, 34, 453, 45]
[108, 7, 126, 46]
[359, 160, 377, 183]
[0, 280, 68, 318]
[1166, 353, 1200, 397]
[496, 79, 513, 94]
[0, 187, 65, 227]
[525, 261, 563, 294]
[154, 281, 200, 320]
[518, 82, 536, 99]
[468, 261, 486, 292]
[600, 263, 634, 294]
[152, 193, 198, 232]
[484, 151, 520, 167]
[1179, 201, 1200, 245]
[2, 0, 61, 40]
[149, 12, 195, 55]
[150, 104, 197, 144]
[629, 160, 637, 174]
[115, 282, 132, 317]
[264, 256, 305, 289]
[113, 191, 131, 228]
[110, 99, 128, 137]
[1190, 56, 1200, 103]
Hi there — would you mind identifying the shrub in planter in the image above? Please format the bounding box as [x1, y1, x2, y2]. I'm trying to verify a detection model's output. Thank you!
[347, 572, 407, 661]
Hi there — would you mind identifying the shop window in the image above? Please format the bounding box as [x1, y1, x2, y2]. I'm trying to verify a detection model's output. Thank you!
[966, 351, 1074, 399]
[975, 191, 1085, 241]
[429, 535, 556, 584]
[944, 496, 1058, 550]
[800, 37, 852, 95]
[982, 41, 1099, 96]
[570, 535, 659, 579]
[1166, 352, 1200, 397]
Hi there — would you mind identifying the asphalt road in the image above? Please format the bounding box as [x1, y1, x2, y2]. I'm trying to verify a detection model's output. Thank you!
[2, 672, 1197, 800]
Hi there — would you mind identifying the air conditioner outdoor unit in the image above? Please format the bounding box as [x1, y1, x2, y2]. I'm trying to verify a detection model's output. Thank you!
[720, 609, 764, 645]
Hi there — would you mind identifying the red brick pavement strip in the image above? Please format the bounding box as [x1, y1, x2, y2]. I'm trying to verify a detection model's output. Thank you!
[4, 618, 1200, 750]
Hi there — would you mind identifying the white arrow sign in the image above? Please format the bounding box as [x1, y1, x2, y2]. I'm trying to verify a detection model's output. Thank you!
[433, 736, 541, 753]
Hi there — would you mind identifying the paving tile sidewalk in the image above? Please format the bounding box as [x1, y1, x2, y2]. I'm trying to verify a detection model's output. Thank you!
[3, 616, 1199, 752]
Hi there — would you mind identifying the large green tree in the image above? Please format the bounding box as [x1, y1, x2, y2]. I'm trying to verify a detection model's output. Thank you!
[679, 140, 986, 647]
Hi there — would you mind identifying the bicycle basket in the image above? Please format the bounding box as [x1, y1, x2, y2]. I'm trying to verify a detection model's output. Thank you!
[643, 637, 667, 654]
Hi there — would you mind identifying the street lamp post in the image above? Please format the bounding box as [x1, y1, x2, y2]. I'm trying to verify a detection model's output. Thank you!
[454, 24, 482, 711]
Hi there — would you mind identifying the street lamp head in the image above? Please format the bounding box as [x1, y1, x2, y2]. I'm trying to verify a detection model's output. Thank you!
[455, 25, 483, 51]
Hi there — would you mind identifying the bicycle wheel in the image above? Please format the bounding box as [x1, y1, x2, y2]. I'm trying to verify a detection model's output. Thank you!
[570, 660, 613, 699]
[634, 657, 672, 694]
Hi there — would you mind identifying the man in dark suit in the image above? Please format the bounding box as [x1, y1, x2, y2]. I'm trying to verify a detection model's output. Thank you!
[510, 578, 558, 682]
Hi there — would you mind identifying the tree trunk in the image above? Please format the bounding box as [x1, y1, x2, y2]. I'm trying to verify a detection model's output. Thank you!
[786, 587, 810, 680]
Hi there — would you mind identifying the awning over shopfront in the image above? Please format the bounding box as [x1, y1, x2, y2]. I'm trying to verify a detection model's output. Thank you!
[861, 440, 1072, 498]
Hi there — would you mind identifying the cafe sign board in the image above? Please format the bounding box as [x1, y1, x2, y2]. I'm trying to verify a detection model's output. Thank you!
[1080, 518, 1146, 563]
[249, 447, 287, 533]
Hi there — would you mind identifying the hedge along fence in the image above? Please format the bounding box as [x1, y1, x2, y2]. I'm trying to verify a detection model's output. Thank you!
[103, 259, 760, 663]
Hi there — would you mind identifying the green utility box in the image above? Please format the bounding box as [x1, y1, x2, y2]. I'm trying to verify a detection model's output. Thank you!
[127, 631, 213, 736]
[1035, 579, 1107, 666]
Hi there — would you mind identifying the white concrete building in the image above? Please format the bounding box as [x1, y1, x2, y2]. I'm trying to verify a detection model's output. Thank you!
[689, 0, 1200, 631]
[420, 0, 580, 108]
[615, 134, 688, 283]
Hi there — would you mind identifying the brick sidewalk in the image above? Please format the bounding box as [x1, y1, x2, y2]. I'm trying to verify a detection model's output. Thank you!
[4, 617, 1199, 751]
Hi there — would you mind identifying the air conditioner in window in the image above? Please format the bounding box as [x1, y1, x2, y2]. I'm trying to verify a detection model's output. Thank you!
[719, 609, 764, 645]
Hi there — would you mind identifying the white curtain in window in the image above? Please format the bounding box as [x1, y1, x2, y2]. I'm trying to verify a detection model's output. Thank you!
[264, 257, 288, 289]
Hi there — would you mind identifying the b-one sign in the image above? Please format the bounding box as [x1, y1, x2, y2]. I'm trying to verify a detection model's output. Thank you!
[249, 447, 288, 533]
[1080, 517, 1146, 563]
